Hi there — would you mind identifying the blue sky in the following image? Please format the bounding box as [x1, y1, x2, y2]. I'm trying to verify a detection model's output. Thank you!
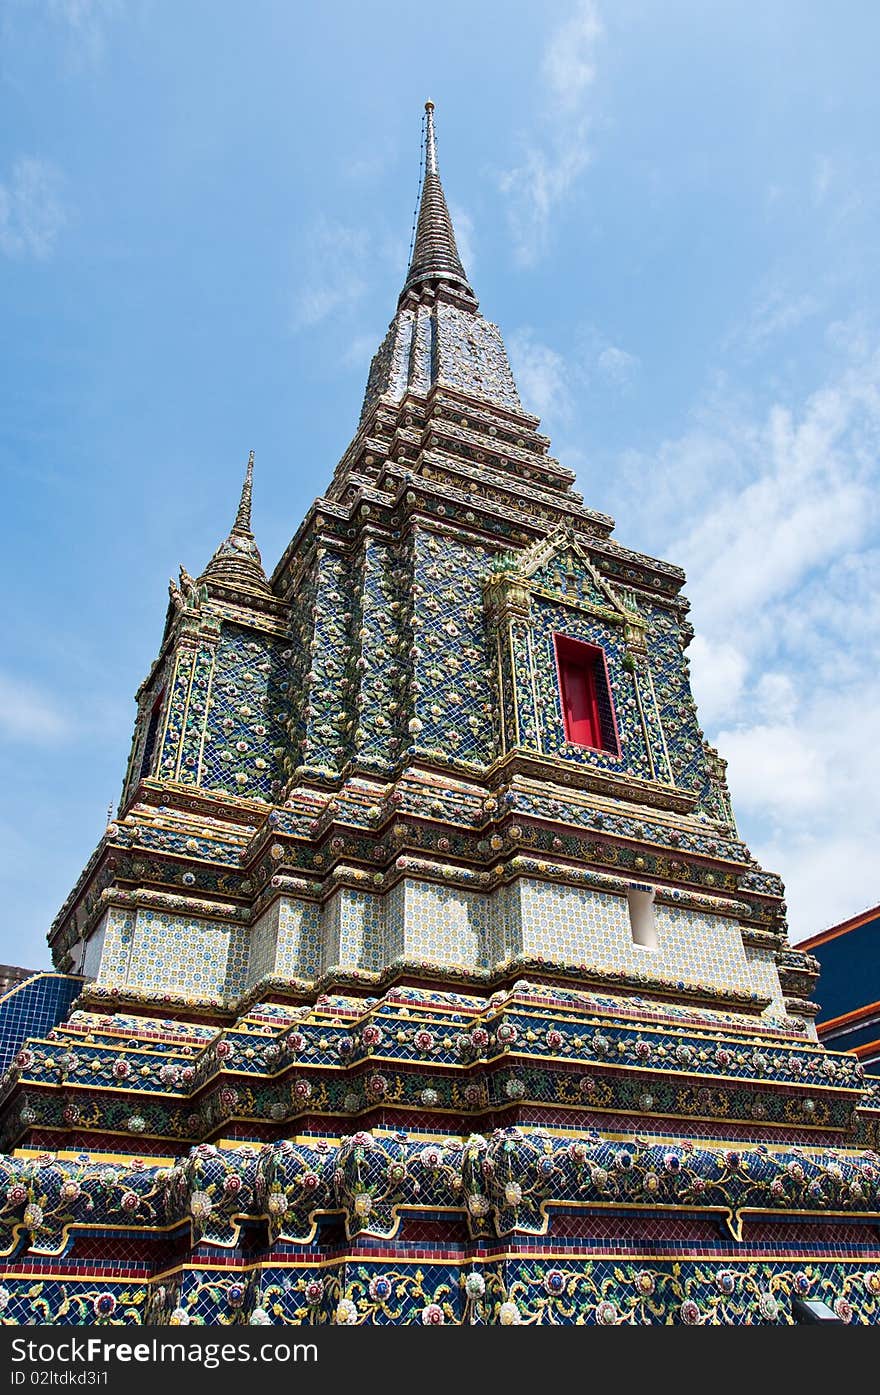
[2, 1, 879, 966]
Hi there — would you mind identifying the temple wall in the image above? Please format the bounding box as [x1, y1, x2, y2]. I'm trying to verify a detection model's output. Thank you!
[85, 879, 782, 1010]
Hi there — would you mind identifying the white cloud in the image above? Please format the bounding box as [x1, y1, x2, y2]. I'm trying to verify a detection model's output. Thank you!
[611, 323, 880, 941]
[46, 0, 120, 65]
[0, 673, 70, 744]
[686, 635, 747, 726]
[596, 344, 639, 384]
[292, 218, 370, 329]
[728, 285, 822, 355]
[0, 158, 67, 259]
[498, 1, 602, 265]
[717, 722, 827, 816]
[542, 0, 602, 110]
[508, 328, 572, 422]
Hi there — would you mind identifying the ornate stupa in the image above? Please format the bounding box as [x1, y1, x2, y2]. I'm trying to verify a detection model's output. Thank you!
[1, 104, 879, 1328]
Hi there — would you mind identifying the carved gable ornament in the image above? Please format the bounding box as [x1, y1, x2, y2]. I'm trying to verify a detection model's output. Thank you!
[484, 526, 646, 653]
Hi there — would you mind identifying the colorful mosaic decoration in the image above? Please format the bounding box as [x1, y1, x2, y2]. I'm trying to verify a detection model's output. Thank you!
[2, 103, 879, 1327]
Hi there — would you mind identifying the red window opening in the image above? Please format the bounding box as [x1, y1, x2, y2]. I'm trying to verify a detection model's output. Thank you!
[553, 634, 619, 755]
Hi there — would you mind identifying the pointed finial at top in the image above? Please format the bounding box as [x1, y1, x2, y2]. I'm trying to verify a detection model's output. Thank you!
[233, 449, 255, 535]
[424, 100, 437, 176]
[400, 101, 474, 303]
[198, 448, 270, 597]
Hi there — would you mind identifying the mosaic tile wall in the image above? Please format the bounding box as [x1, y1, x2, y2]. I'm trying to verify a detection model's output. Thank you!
[99, 908, 249, 1000]
[746, 943, 793, 1026]
[297, 550, 357, 778]
[360, 298, 522, 424]
[411, 530, 497, 767]
[0, 972, 84, 1076]
[641, 601, 717, 817]
[247, 902, 280, 984]
[273, 898, 322, 979]
[95, 908, 136, 984]
[516, 881, 757, 998]
[199, 623, 291, 802]
[529, 595, 650, 777]
[401, 880, 492, 967]
[351, 537, 407, 774]
[83, 876, 785, 1009]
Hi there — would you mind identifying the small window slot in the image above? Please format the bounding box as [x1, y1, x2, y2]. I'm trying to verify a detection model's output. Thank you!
[628, 887, 657, 949]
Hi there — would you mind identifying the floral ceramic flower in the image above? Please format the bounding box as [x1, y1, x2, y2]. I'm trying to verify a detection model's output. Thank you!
[421, 1304, 445, 1325]
[679, 1299, 700, 1325]
[249, 1307, 272, 1325]
[367, 1074, 388, 1099]
[414, 1030, 434, 1052]
[112, 1058, 131, 1081]
[546, 1030, 563, 1051]
[497, 1023, 518, 1045]
[590, 1166, 609, 1190]
[471, 1028, 489, 1050]
[504, 1182, 522, 1207]
[833, 1297, 853, 1323]
[615, 1150, 633, 1171]
[59, 1180, 81, 1203]
[226, 1283, 245, 1309]
[127, 1116, 147, 1134]
[292, 1079, 312, 1101]
[353, 1193, 373, 1218]
[189, 1191, 213, 1221]
[498, 1301, 521, 1326]
[465, 1273, 486, 1299]
[420, 1145, 443, 1170]
[369, 1276, 393, 1302]
[642, 1172, 660, 1194]
[544, 1270, 566, 1296]
[420, 1088, 439, 1107]
[0, 1288, 10, 1312]
[467, 1193, 489, 1217]
[715, 1271, 736, 1296]
[864, 1272, 880, 1296]
[634, 1272, 655, 1296]
[223, 1173, 243, 1196]
[504, 1078, 525, 1100]
[23, 1203, 43, 1229]
[361, 1024, 382, 1047]
[120, 1192, 139, 1213]
[758, 1291, 779, 1321]
[596, 1301, 618, 1326]
[304, 1280, 324, 1306]
[219, 1088, 239, 1109]
[169, 1308, 190, 1325]
[794, 1273, 811, 1294]
[93, 1293, 116, 1318]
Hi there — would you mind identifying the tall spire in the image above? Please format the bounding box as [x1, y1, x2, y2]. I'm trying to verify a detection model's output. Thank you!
[400, 101, 473, 302]
[199, 450, 270, 597]
[233, 448, 255, 533]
